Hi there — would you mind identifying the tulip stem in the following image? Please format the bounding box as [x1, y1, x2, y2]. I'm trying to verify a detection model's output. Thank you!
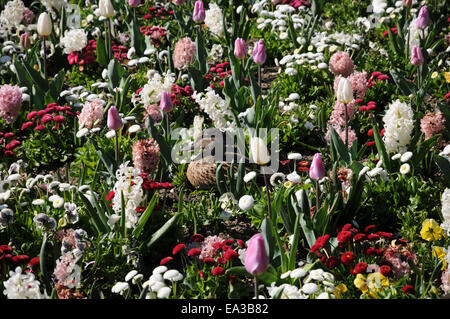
[254, 276, 258, 299]
[263, 172, 272, 220]
[107, 18, 113, 60]
[42, 36, 48, 81]
[114, 130, 119, 163]
[258, 65, 262, 89]
[315, 180, 320, 215]
[344, 102, 348, 148]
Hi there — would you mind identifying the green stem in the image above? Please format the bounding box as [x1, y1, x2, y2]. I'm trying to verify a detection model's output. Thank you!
[254, 276, 258, 299]
[115, 130, 119, 163]
[344, 102, 348, 148]
[263, 172, 272, 220]
[43, 36, 48, 80]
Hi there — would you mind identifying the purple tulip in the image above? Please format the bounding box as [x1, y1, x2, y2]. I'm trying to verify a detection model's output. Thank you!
[193, 0, 205, 23]
[416, 6, 430, 29]
[234, 38, 247, 60]
[252, 40, 266, 65]
[128, 0, 141, 7]
[244, 234, 269, 276]
[309, 153, 326, 180]
[410, 45, 424, 66]
[159, 91, 174, 113]
[107, 106, 123, 130]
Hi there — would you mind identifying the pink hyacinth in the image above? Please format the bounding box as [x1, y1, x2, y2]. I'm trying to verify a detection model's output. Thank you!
[53, 252, 78, 288]
[0, 84, 22, 124]
[22, 7, 35, 24]
[348, 71, 368, 99]
[198, 235, 224, 260]
[328, 51, 354, 77]
[441, 270, 450, 295]
[420, 110, 445, 140]
[328, 100, 356, 127]
[144, 104, 163, 123]
[77, 99, 104, 129]
[132, 138, 160, 174]
[173, 37, 196, 70]
[325, 125, 357, 147]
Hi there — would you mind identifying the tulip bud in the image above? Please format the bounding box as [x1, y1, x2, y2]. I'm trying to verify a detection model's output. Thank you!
[402, 0, 412, 7]
[99, 0, 115, 18]
[37, 12, 52, 37]
[107, 106, 123, 130]
[244, 234, 269, 276]
[20, 32, 31, 50]
[193, 0, 205, 23]
[234, 38, 247, 60]
[128, 0, 141, 8]
[336, 77, 353, 104]
[416, 6, 430, 29]
[410, 45, 424, 66]
[252, 40, 266, 65]
[309, 153, 326, 180]
[250, 137, 271, 166]
[159, 91, 174, 113]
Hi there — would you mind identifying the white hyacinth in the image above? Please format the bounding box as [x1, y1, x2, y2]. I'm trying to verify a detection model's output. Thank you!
[0, 0, 24, 30]
[192, 87, 236, 132]
[60, 29, 88, 54]
[382, 100, 414, 154]
[440, 189, 450, 236]
[111, 162, 144, 229]
[3, 267, 46, 299]
[204, 2, 224, 36]
[140, 71, 175, 107]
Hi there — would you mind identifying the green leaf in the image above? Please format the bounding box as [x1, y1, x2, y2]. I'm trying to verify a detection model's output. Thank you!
[372, 122, 392, 173]
[132, 192, 159, 239]
[144, 213, 181, 249]
[48, 69, 65, 102]
[390, 69, 414, 96]
[96, 36, 109, 66]
[436, 155, 450, 187]
[329, 126, 350, 164]
[261, 217, 275, 260]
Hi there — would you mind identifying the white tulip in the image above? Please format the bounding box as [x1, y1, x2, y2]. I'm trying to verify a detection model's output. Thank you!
[37, 12, 52, 37]
[336, 77, 353, 104]
[99, 0, 114, 18]
[250, 137, 271, 165]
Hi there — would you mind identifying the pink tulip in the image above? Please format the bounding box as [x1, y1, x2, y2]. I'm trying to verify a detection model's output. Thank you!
[128, 0, 141, 7]
[193, 0, 205, 23]
[244, 233, 269, 276]
[416, 6, 430, 29]
[410, 45, 424, 66]
[159, 91, 174, 113]
[234, 38, 247, 59]
[20, 32, 31, 50]
[107, 106, 123, 130]
[252, 40, 266, 65]
[309, 153, 325, 180]
[402, 0, 412, 7]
